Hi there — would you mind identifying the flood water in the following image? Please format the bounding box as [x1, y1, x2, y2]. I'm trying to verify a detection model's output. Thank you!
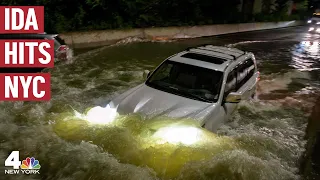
[0, 26, 319, 180]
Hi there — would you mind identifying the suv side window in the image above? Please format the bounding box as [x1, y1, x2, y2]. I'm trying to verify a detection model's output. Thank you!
[247, 58, 255, 79]
[236, 58, 256, 89]
[224, 69, 237, 94]
[42, 36, 60, 51]
[53, 39, 61, 51]
[236, 63, 247, 89]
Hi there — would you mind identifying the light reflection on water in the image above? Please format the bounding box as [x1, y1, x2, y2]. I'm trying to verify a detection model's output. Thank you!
[291, 41, 320, 71]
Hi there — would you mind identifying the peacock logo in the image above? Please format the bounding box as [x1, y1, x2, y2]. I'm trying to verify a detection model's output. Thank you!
[20, 157, 41, 169]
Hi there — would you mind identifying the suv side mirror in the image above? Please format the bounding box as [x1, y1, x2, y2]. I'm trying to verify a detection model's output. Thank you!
[143, 70, 152, 80]
[225, 92, 242, 103]
[147, 71, 152, 78]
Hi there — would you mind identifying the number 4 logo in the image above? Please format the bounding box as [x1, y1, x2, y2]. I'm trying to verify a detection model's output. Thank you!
[5, 151, 21, 169]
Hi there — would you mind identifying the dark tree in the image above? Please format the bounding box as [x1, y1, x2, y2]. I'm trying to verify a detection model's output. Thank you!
[0, 0, 305, 33]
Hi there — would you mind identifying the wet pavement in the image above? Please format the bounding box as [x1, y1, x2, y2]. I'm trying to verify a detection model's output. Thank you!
[0, 26, 320, 180]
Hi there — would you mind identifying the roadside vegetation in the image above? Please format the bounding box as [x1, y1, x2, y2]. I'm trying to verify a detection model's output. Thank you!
[1, 0, 309, 33]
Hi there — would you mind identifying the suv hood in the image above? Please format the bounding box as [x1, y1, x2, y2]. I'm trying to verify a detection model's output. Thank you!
[110, 84, 215, 122]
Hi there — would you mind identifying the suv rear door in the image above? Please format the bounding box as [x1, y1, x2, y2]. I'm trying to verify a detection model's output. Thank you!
[236, 57, 258, 99]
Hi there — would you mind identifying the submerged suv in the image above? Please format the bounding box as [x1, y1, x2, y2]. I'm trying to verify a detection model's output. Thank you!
[0, 33, 70, 61]
[109, 45, 260, 132]
[0, 33, 70, 73]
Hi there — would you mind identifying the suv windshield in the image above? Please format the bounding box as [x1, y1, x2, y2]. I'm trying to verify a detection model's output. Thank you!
[146, 60, 223, 103]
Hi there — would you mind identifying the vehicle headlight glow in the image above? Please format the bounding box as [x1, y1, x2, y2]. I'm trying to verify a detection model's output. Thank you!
[74, 104, 118, 125]
[152, 126, 203, 145]
[308, 20, 312, 23]
[309, 27, 315, 31]
[317, 22, 320, 25]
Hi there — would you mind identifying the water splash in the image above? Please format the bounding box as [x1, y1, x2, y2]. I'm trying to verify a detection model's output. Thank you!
[226, 41, 269, 48]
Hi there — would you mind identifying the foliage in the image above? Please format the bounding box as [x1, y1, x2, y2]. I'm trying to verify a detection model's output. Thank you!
[1, 0, 305, 33]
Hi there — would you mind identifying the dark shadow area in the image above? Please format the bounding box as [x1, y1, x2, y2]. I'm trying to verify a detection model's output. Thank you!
[0, 68, 45, 73]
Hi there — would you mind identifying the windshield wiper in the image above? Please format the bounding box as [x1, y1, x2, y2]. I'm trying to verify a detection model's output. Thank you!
[167, 86, 212, 103]
[168, 86, 179, 90]
[186, 93, 213, 103]
[150, 82, 214, 103]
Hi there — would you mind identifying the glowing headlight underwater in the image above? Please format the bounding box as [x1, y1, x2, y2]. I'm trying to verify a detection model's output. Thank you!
[152, 126, 203, 145]
[72, 105, 205, 145]
[74, 104, 119, 125]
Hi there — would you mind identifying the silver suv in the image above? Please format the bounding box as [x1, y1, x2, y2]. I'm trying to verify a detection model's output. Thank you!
[109, 45, 260, 132]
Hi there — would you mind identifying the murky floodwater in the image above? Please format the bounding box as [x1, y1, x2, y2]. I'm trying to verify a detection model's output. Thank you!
[1, 27, 319, 180]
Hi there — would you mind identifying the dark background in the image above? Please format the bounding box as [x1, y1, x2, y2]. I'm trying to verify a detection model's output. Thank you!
[0, 0, 316, 35]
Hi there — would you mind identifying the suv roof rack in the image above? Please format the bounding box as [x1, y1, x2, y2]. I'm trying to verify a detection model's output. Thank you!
[185, 44, 246, 60]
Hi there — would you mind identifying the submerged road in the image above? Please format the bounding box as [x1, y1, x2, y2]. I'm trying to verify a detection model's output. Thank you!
[1, 26, 320, 180]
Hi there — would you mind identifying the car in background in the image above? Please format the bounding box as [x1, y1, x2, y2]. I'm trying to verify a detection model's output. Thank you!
[308, 13, 320, 33]
[108, 45, 260, 132]
[52, 34, 70, 61]
[0, 33, 70, 73]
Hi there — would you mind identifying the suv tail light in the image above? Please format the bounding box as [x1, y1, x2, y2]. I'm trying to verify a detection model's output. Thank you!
[56, 45, 69, 60]
[57, 45, 68, 52]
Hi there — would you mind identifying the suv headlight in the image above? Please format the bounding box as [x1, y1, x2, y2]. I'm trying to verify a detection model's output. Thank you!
[317, 22, 320, 25]
[309, 27, 315, 31]
[308, 20, 312, 23]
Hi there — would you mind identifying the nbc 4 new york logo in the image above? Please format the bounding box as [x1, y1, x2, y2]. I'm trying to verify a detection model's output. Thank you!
[4, 151, 41, 175]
